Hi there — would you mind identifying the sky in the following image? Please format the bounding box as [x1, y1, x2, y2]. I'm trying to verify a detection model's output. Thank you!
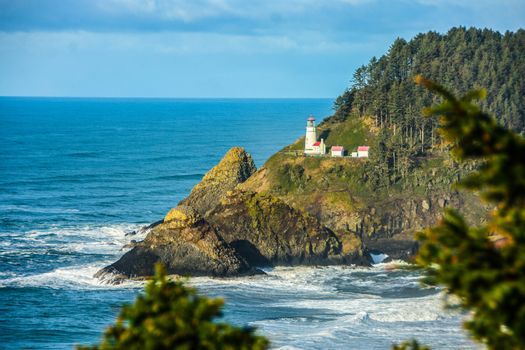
[0, 0, 524, 98]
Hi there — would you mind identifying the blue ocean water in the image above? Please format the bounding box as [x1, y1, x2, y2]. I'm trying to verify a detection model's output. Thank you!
[0, 97, 476, 349]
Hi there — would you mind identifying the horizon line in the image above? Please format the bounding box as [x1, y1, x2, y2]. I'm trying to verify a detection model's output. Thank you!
[0, 95, 335, 100]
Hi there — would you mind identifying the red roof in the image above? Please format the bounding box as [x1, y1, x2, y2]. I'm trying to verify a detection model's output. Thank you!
[357, 146, 369, 151]
[307, 117, 315, 121]
[332, 146, 344, 151]
[313, 141, 321, 146]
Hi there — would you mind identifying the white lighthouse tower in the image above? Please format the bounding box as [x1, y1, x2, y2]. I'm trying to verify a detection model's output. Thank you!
[304, 116, 317, 154]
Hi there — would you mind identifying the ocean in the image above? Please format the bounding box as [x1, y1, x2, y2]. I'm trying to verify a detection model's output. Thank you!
[0, 97, 476, 349]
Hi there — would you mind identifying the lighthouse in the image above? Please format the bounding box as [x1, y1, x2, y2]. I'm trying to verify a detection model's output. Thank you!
[304, 116, 317, 154]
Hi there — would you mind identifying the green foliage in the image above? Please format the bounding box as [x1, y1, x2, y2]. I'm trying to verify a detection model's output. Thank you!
[78, 264, 269, 350]
[414, 77, 525, 349]
[392, 340, 431, 350]
[274, 163, 306, 193]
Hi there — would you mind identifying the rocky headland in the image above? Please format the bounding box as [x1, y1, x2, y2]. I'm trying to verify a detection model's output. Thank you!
[98, 130, 487, 281]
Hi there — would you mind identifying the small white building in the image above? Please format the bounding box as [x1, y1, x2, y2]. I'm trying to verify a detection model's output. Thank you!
[357, 146, 369, 158]
[331, 146, 344, 157]
[311, 139, 326, 155]
[351, 151, 358, 158]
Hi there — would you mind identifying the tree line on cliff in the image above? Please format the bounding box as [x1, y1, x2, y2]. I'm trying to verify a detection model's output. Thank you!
[332, 27, 525, 189]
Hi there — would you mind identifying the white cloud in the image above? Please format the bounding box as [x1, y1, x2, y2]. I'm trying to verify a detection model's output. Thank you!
[0, 30, 380, 56]
[101, 0, 235, 22]
[97, 0, 374, 23]
[412, 0, 522, 7]
[340, 0, 375, 4]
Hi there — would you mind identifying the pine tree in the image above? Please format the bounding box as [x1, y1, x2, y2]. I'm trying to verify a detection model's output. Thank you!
[406, 76, 525, 350]
[331, 27, 525, 188]
[77, 265, 269, 350]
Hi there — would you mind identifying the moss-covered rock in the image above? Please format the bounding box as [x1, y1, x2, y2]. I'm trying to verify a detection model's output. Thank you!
[179, 146, 256, 216]
[97, 147, 372, 281]
[163, 205, 201, 229]
[240, 115, 489, 262]
[96, 147, 261, 281]
[206, 189, 366, 266]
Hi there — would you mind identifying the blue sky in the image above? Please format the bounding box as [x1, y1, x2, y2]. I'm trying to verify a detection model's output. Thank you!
[0, 0, 524, 97]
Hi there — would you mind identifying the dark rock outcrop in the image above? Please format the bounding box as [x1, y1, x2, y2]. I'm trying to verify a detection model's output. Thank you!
[96, 48, 494, 281]
[96, 205, 255, 282]
[101, 141, 483, 280]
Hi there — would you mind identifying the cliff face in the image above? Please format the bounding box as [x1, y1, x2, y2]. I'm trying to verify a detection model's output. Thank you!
[207, 190, 349, 266]
[239, 116, 488, 262]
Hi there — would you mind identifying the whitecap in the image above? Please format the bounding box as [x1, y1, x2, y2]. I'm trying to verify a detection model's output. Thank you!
[0, 263, 144, 290]
[6, 223, 146, 256]
[0, 223, 148, 288]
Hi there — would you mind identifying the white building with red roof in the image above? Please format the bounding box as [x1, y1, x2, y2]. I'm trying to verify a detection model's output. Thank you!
[310, 139, 326, 155]
[331, 146, 344, 157]
[357, 146, 369, 158]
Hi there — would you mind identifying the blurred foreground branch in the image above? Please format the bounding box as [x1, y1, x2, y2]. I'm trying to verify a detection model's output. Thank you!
[411, 76, 525, 350]
[77, 264, 269, 350]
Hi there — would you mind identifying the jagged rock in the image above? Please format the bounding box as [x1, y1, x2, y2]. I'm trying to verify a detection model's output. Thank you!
[179, 147, 257, 216]
[98, 139, 490, 282]
[97, 185, 362, 281]
[96, 219, 256, 280]
[97, 148, 263, 281]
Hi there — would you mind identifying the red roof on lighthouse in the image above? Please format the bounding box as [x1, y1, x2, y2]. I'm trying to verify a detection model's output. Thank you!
[313, 141, 321, 146]
[307, 117, 315, 121]
[357, 146, 369, 151]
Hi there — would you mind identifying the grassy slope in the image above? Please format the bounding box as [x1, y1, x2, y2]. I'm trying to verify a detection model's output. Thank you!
[248, 114, 450, 203]
[284, 115, 373, 153]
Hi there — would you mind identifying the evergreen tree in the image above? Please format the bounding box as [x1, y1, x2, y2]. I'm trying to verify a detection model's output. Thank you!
[77, 265, 269, 350]
[332, 27, 525, 189]
[399, 77, 525, 350]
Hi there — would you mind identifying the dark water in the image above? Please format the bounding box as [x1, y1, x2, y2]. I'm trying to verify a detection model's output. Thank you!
[0, 97, 476, 349]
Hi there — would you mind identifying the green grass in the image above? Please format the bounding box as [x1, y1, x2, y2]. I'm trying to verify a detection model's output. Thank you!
[320, 117, 372, 152]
